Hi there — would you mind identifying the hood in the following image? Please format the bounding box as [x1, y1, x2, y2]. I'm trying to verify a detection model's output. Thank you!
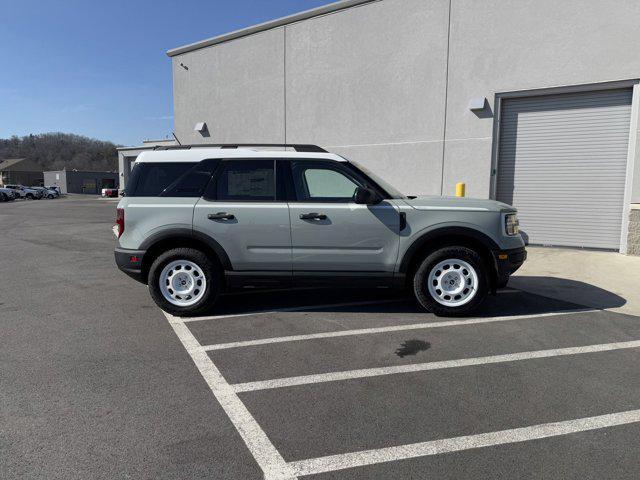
[402, 195, 515, 213]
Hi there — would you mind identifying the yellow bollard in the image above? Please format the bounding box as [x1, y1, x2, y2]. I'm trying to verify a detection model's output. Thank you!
[455, 182, 466, 197]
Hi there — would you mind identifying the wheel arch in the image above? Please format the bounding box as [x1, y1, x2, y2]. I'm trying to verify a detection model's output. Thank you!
[140, 228, 232, 284]
[399, 226, 499, 286]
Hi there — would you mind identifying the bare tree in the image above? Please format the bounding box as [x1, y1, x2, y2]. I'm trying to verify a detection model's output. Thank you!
[0, 133, 120, 171]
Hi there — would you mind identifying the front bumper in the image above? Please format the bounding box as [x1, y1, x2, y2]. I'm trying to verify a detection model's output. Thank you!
[114, 247, 146, 283]
[492, 246, 527, 281]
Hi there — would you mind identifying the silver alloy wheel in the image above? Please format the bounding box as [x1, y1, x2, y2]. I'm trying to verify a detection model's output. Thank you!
[427, 258, 478, 307]
[159, 260, 207, 307]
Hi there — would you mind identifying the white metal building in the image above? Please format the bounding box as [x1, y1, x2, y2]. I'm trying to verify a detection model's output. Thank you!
[123, 0, 640, 254]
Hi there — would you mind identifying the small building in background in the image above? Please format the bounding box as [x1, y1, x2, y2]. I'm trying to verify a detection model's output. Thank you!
[118, 139, 177, 192]
[43, 170, 119, 194]
[0, 158, 44, 186]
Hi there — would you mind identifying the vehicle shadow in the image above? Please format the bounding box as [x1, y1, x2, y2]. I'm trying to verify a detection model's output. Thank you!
[184, 276, 625, 319]
[509, 275, 627, 312]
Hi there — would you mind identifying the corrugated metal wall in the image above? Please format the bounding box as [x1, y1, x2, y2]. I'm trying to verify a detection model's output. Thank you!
[496, 89, 632, 249]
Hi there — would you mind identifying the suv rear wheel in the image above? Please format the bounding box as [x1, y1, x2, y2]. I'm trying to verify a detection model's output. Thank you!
[148, 248, 221, 316]
[413, 246, 488, 316]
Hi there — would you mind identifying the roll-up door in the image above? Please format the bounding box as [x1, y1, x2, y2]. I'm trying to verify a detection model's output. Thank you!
[496, 88, 632, 249]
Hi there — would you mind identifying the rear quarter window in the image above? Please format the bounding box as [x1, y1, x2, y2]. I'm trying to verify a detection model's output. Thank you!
[126, 162, 203, 197]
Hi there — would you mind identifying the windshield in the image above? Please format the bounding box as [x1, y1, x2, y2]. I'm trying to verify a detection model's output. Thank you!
[346, 159, 406, 199]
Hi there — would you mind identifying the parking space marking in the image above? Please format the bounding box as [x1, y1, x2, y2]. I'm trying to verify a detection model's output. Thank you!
[232, 339, 640, 392]
[164, 312, 298, 480]
[201, 308, 595, 351]
[179, 298, 409, 323]
[289, 409, 640, 476]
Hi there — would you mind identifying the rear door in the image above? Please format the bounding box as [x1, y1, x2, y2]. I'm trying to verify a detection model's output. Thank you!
[287, 160, 400, 273]
[193, 159, 292, 272]
[116, 161, 207, 250]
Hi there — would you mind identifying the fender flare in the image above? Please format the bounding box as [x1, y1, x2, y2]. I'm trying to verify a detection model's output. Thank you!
[139, 227, 233, 270]
[398, 226, 499, 274]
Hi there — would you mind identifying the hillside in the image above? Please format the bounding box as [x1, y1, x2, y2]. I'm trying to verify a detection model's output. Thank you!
[0, 133, 119, 172]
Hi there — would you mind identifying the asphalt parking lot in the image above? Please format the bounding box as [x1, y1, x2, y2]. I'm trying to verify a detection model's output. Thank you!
[2, 195, 640, 479]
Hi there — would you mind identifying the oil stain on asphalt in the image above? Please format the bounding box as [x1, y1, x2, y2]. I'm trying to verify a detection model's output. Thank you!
[395, 339, 431, 358]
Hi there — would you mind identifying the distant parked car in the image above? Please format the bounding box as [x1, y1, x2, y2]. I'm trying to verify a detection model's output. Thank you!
[31, 186, 58, 199]
[45, 186, 61, 196]
[102, 188, 118, 198]
[4, 185, 43, 199]
[0, 187, 16, 201]
[30, 187, 47, 199]
[4, 185, 24, 199]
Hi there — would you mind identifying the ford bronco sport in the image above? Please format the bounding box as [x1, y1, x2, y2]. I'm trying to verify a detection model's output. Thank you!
[114, 144, 526, 316]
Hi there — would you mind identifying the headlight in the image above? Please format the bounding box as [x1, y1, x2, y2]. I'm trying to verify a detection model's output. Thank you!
[505, 213, 519, 236]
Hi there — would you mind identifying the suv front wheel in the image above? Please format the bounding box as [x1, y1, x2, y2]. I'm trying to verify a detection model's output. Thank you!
[413, 246, 488, 316]
[148, 248, 221, 316]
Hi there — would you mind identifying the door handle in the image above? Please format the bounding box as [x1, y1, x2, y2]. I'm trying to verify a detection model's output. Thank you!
[208, 212, 235, 220]
[299, 212, 327, 220]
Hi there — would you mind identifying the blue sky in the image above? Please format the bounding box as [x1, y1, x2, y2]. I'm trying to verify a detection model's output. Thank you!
[0, 0, 331, 146]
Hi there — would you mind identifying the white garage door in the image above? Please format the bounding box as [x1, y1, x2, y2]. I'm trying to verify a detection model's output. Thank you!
[496, 88, 632, 249]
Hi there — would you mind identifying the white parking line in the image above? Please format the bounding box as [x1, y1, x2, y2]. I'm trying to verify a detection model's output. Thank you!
[201, 308, 594, 351]
[232, 339, 640, 392]
[178, 298, 409, 323]
[178, 290, 525, 324]
[289, 409, 640, 476]
[163, 312, 298, 480]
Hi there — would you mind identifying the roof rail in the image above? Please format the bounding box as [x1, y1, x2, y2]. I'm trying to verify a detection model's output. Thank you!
[152, 143, 328, 153]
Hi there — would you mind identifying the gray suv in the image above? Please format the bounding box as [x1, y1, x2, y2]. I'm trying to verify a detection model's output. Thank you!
[114, 144, 526, 316]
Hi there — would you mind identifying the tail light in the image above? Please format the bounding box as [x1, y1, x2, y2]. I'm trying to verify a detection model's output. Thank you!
[115, 208, 125, 238]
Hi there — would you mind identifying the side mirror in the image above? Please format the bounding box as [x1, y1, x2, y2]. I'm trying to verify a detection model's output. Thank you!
[354, 186, 381, 205]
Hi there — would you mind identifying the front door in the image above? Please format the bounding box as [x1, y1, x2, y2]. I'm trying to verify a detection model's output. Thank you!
[193, 159, 291, 272]
[288, 160, 400, 273]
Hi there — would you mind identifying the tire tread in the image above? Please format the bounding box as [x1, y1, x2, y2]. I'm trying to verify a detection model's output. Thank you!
[148, 247, 220, 316]
[413, 246, 488, 317]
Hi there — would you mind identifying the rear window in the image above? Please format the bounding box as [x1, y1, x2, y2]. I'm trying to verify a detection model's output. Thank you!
[126, 162, 198, 197]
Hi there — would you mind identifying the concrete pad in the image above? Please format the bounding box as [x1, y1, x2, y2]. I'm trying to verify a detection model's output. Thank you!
[512, 246, 640, 316]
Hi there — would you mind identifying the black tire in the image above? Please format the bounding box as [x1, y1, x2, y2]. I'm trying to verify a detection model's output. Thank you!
[148, 247, 221, 316]
[26, 194, 34, 200]
[0, 193, 6, 202]
[413, 246, 489, 317]
[47, 194, 54, 199]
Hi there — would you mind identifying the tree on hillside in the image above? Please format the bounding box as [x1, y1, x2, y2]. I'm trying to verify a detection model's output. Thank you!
[0, 133, 119, 172]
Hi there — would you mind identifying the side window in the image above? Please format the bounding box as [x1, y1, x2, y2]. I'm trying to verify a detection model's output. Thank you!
[161, 159, 219, 197]
[214, 160, 275, 201]
[127, 162, 196, 197]
[291, 161, 362, 202]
